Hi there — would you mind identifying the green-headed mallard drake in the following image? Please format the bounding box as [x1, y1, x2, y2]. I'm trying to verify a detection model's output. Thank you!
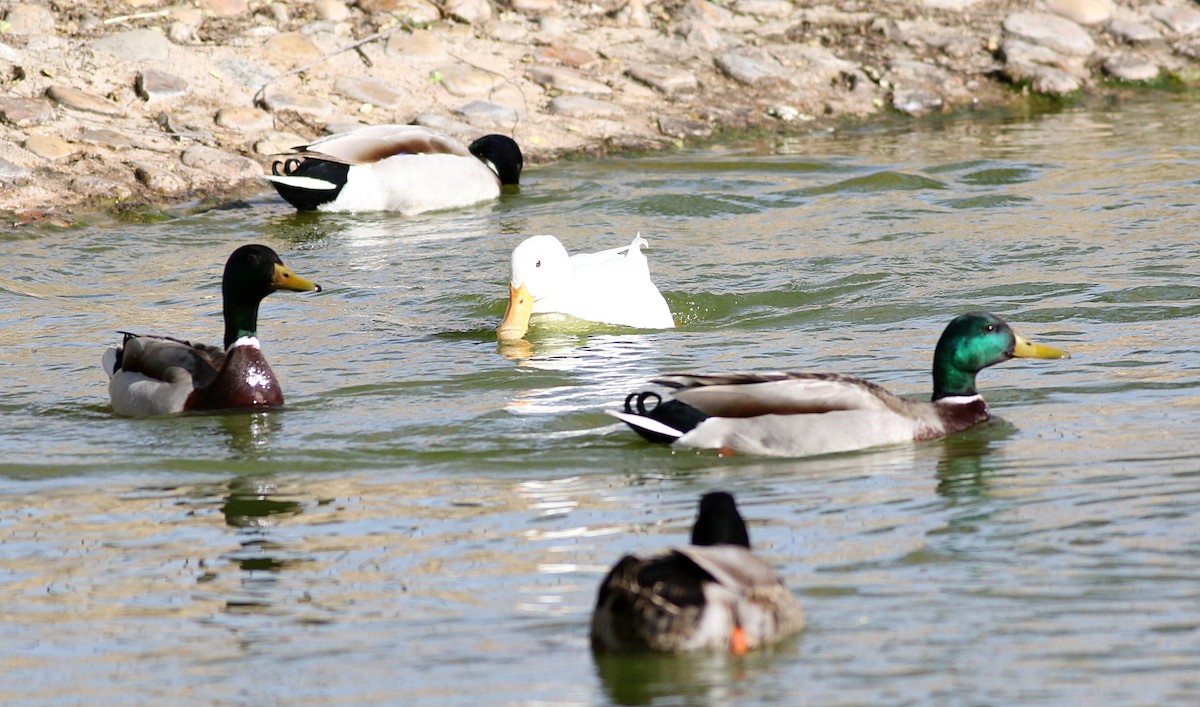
[102, 244, 320, 417]
[264, 124, 523, 214]
[496, 234, 674, 341]
[591, 491, 805, 654]
[610, 312, 1069, 457]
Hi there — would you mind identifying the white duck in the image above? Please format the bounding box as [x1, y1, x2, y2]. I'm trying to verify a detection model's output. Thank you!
[496, 234, 675, 340]
[264, 125, 523, 214]
[591, 491, 805, 654]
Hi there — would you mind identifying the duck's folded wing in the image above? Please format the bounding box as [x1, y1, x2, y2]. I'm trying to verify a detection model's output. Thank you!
[656, 372, 900, 417]
[118, 335, 224, 389]
[300, 125, 471, 164]
[676, 545, 784, 590]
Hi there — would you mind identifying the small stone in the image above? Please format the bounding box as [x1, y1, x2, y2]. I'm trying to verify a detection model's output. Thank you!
[1108, 17, 1162, 43]
[1152, 5, 1200, 35]
[485, 17, 530, 43]
[181, 145, 262, 183]
[254, 131, 306, 155]
[0, 97, 55, 128]
[93, 29, 172, 63]
[46, 86, 123, 116]
[135, 164, 189, 194]
[1102, 53, 1160, 82]
[526, 65, 612, 96]
[219, 58, 273, 89]
[1003, 12, 1095, 57]
[137, 70, 189, 102]
[892, 86, 943, 116]
[257, 88, 333, 118]
[3, 4, 56, 35]
[454, 100, 518, 128]
[169, 6, 205, 26]
[410, 113, 476, 137]
[216, 106, 274, 131]
[681, 20, 724, 51]
[335, 76, 407, 108]
[920, 0, 982, 9]
[24, 135, 74, 161]
[71, 176, 134, 201]
[0, 40, 21, 64]
[546, 95, 624, 118]
[387, 30, 447, 61]
[0, 157, 30, 181]
[732, 0, 792, 18]
[263, 32, 323, 68]
[437, 65, 500, 96]
[168, 22, 200, 44]
[199, 0, 249, 17]
[1046, 0, 1110, 26]
[510, 0, 558, 16]
[533, 44, 599, 70]
[269, 3, 290, 24]
[314, 0, 351, 21]
[444, 0, 490, 23]
[80, 129, 139, 148]
[360, 0, 441, 23]
[657, 115, 712, 138]
[628, 64, 698, 95]
[715, 51, 789, 86]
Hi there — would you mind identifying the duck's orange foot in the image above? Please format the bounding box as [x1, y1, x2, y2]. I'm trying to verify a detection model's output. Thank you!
[730, 626, 748, 655]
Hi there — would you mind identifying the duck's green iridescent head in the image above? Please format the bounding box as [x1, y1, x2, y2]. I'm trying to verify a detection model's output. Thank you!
[931, 312, 1068, 401]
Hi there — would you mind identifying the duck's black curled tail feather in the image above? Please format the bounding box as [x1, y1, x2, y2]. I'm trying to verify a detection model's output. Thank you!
[266, 158, 350, 211]
[617, 391, 709, 444]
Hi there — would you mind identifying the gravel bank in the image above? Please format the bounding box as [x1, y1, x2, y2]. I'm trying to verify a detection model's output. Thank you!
[1, 0, 1197, 220]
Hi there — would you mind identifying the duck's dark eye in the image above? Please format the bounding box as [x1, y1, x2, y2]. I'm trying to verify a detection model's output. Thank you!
[535, 260, 541, 268]
[984, 324, 996, 333]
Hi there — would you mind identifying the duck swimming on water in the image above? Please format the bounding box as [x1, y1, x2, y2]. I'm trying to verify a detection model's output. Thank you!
[103, 244, 320, 417]
[265, 125, 523, 214]
[591, 491, 805, 654]
[611, 312, 1069, 457]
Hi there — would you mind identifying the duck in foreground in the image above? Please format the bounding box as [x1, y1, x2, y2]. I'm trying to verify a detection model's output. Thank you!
[496, 234, 674, 340]
[264, 124, 523, 214]
[591, 491, 804, 654]
[610, 312, 1069, 457]
[102, 244, 320, 417]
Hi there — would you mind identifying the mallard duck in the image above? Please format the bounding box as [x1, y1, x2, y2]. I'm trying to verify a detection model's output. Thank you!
[263, 124, 523, 214]
[591, 491, 805, 654]
[496, 234, 674, 340]
[102, 244, 320, 417]
[610, 312, 1069, 457]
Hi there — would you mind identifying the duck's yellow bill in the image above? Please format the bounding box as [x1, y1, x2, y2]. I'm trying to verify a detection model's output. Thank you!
[1012, 332, 1069, 359]
[496, 282, 533, 341]
[272, 263, 321, 292]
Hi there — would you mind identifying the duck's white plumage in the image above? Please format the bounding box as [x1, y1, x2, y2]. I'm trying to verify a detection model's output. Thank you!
[265, 125, 523, 215]
[496, 234, 675, 340]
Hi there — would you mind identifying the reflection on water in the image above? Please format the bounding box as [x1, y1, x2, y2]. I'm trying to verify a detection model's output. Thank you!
[2, 98, 1200, 703]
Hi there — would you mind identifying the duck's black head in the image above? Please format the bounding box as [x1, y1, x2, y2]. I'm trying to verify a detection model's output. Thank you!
[690, 492, 751, 548]
[469, 134, 523, 186]
[222, 244, 320, 349]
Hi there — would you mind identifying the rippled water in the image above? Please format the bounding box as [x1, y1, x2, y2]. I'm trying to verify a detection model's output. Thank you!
[3, 97, 1200, 704]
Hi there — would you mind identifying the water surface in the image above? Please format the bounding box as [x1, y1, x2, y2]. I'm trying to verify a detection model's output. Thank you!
[3, 98, 1200, 704]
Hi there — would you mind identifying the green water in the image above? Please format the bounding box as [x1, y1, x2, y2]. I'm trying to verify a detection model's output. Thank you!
[3, 97, 1200, 704]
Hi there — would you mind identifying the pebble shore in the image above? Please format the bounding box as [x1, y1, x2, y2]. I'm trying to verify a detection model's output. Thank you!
[2, 0, 1198, 220]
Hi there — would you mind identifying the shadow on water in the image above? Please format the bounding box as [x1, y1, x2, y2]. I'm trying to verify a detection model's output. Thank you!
[592, 639, 803, 706]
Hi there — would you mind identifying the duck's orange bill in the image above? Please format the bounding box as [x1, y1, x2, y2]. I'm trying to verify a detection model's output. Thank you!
[731, 626, 749, 656]
[496, 282, 533, 341]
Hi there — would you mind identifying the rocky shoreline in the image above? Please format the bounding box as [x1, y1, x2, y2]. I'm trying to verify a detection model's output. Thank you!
[1, 0, 1198, 222]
